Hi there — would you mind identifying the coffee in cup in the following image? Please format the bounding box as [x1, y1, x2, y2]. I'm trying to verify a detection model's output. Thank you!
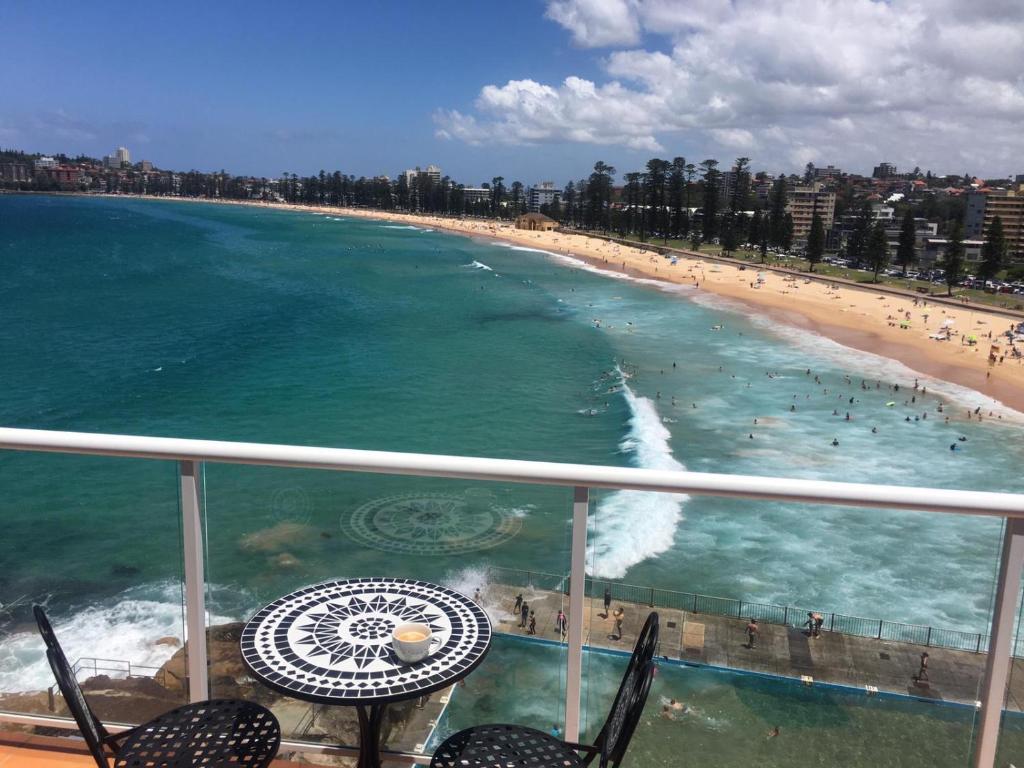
[392, 622, 439, 663]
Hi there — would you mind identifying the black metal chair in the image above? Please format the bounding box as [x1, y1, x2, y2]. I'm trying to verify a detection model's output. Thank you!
[35, 605, 281, 768]
[431, 612, 659, 768]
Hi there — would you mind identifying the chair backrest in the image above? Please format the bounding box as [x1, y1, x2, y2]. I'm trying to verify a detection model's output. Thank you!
[34, 606, 111, 768]
[593, 612, 659, 768]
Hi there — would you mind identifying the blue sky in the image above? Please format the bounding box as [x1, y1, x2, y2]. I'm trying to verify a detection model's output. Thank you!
[2, 1, 1022, 182]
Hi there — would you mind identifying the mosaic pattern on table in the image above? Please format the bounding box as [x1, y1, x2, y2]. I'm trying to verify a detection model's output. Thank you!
[241, 578, 491, 703]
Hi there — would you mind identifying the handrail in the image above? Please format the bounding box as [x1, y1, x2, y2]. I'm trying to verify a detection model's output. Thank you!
[1, 428, 1023, 517]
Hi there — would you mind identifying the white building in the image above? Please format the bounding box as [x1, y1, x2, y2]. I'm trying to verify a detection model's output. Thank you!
[527, 182, 557, 212]
[34, 156, 58, 170]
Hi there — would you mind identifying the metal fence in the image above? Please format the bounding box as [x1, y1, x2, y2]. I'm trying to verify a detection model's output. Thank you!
[486, 566, 1012, 656]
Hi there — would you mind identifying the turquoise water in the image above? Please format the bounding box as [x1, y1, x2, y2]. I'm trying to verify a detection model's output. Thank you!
[1, 195, 1023, 696]
[436, 636, 1024, 768]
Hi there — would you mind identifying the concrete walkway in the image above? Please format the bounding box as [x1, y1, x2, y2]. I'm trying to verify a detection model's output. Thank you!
[485, 582, 1024, 711]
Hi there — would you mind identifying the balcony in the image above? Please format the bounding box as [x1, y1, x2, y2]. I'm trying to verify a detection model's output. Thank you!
[1, 427, 1023, 767]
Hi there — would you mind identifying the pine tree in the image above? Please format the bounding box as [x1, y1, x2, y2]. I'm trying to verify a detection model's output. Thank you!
[781, 213, 794, 253]
[939, 222, 966, 296]
[895, 209, 917, 276]
[700, 159, 720, 241]
[806, 208, 825, 272]
[978, 215, 1006, 282]
[866, 222, 889, 281]
[768, 177, 788, 247]
[845, 200, 873, 268]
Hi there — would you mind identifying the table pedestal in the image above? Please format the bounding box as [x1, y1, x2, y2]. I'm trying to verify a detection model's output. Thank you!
[355, 703, 385, 768]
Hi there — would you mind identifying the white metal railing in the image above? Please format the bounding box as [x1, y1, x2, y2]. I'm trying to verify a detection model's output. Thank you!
[1, 426, 1023, 768]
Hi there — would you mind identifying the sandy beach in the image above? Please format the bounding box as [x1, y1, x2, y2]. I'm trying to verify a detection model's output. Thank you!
[112, 195, 1024, 414]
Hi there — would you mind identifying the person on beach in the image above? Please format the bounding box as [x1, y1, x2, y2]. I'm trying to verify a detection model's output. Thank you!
[473, 588, 482, 606]
[556, 609, 568, 639]
[746, 618, 759, 649]
[804, 612, 817, 637]
[603, 586, 612, 617]
[766, 726, 780, 739]
[520, 601, 529, 628]
[814, 613, 824, 637]
[528, 611, 537, 635]
[513, 594, 523, 615]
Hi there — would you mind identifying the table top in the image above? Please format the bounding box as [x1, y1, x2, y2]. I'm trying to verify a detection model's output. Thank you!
[240, 577, 492, 705]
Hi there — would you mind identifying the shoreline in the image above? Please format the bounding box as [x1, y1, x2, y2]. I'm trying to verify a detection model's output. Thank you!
[49, 193, 1024, 414]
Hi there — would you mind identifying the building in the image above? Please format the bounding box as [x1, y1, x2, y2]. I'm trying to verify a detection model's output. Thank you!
[873, 162, 897, 179]
[0, 162, 31, 182]
[400, 165, 441, 188]
[37, 166, 83, 190]
[104, 146, 131, 169]
[463, 187, 491, 205]
[514, 212, 557, 231]
[527, 182, 557, 212]
[965, 187, 1024, 262]
[139, 160, 153, 172]
[921, 238, 984, 268]
[813, 165, 842, 181]
[785, 182, 836, 241]
[34, 156, 58, 170]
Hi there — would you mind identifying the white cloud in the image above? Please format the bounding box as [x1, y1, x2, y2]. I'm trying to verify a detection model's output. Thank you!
[545, 0, 641, 47]
[435, 0, 1024, 174]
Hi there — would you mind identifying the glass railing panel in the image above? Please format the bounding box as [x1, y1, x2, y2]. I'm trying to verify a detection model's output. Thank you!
[0, 452, 186, 726]
[202, 464, 573, 755]
[581, 488, 1004, 764]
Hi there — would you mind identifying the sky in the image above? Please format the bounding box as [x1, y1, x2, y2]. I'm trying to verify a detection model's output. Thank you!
[1, 0, 1022, 185]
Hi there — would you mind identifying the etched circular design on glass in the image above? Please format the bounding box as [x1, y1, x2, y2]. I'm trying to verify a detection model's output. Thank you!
[240, 578, 492, 705]
[341, 492, 523, 555]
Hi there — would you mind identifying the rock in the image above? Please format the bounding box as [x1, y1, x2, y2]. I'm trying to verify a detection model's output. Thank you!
[155, 636, 181, 647]
[239, 522, 314, 553]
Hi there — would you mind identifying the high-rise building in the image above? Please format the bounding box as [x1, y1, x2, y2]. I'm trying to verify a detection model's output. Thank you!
[116, 146, 130, 165]
[872, 162, 897, 179]
[813, 165, 842, 180]
[785, 182, 836, 241]
[527, 181, 557, 212]
[965, 186, 1024, 262]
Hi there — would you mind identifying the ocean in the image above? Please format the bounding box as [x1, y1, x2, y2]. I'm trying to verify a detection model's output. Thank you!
[1, 194, 1021, 695]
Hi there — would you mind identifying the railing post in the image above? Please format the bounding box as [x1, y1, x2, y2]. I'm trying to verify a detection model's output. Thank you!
[564, 486, 589, 744]
[649, 587, 655, 608]
[830, 613, 835, 632]
[877, 620, 883, 640]
[973, 517, 1024, 768]
[180, 460, 209, 703]
[926, 627, 932, 647]
[783, 606, 788, 626]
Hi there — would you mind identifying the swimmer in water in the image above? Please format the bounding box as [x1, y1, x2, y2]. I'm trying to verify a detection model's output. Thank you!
[831, 438, 839, 447]
[766, 726, 780, 739]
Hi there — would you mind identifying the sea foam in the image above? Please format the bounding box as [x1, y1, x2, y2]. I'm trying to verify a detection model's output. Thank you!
[0, 582, 233, 693]
[588, 381, 688, 579]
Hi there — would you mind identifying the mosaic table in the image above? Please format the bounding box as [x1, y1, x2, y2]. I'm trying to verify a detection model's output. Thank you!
[240, 577, 492, 768]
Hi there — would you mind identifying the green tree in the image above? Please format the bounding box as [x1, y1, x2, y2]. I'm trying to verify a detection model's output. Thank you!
[644, 158, 669, 242]
[866, 221, 889, 281]
[720, 212, 739, 254]
[767, 176, 788, 247]
[700, 159, 720, 241]
[587, 161, 616, 231]
[781, 213, 794, 253]
[895, 208, 917, 276]
[747, 210, 762, 249]
[978, 215, 1006, 281]
[845, 200, 873, 268]
[667, 157, 687, 238]
[689, 228, 703, 252]
[806, 207, 825, 272]
[730, 156, 750, 214]
[939, 221, 966, 296]
[491, 177, 506, 217]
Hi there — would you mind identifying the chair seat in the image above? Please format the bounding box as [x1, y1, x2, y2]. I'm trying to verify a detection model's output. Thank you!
[113, 699, 280, 768]
[430, 724, 585, 768]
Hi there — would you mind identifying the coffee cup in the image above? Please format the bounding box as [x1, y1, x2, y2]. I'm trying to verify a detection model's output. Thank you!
[392, 622, 440, 663]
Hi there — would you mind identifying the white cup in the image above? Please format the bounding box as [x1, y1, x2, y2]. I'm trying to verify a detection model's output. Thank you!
[392, 622, 440, 663]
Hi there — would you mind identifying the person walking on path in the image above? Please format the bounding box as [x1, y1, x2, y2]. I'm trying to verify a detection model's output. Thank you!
[513, 593, 523, 615]
[556, 609, 568, 640]
[473, 589, 482, 606]
[914, 652, 929, 683]
[520, 601, 529, 628]
[804, 612, 816, 637]
[528, 611, 537, 636]
[746, 618, 760, 649]
[603, 586, 612, 618]
[814, 613, 824, 637]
